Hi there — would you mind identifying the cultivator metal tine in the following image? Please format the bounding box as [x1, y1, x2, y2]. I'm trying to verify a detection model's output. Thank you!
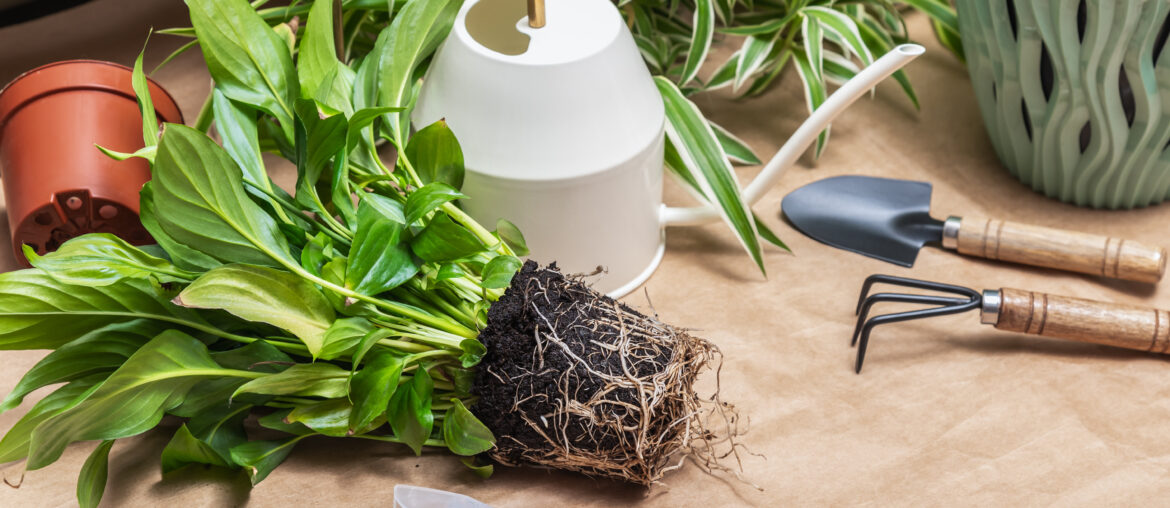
[852, 293, 971, 346]
[851, 275, 983, 373]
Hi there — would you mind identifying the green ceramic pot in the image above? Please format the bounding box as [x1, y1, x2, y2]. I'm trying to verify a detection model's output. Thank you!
[957, 0, 1170, 208]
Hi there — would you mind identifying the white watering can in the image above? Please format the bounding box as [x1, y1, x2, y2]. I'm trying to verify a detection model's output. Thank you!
[414, 0, 924, 297]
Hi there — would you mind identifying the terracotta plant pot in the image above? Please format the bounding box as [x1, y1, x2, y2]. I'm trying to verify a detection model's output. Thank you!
[0, 59, 182, 265]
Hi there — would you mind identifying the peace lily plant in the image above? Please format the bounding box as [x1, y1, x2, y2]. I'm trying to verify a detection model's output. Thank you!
[0, 0, 731, 506]
[156, 0, 961, 274]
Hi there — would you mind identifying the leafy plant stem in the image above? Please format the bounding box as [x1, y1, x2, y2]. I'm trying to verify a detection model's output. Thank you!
[407, 349, 458, 363]
[297, 266, 476, 339]
[387, 152, 508, 255]
[244, 181, 351, 247]
[194, 93, 215, 134]
[311, 194, 354, 241]
[181, 368, 267, 380]
[373, 338, 432, 354]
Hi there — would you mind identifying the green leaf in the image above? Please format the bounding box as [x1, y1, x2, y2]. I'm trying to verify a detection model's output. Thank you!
[457, 339, 486, 368]
[411, 213, 484, 263]
[318, 317, 375, 360]
[376, 0, 462, 145]
[434, 263, 466, 282]
[345, 106, 400, 151]
[717, 16, 791, 36]
[350, 329, 395, 370]
[186, 404, 252, 463]
[754, 212, 790, 252]
[850, 17, 919, 109]
[411, 214, 485, 263]
[442, 399, 494, 456]
[0, 375, 104, 464]
[345, 198, 417, 296]
[232, 363, 350, 399]
[495, 219, 528, 257]
[734, 34, 776, 92]
[25, 331, 236, 470]
[172, 342, 294, 418]
[24, 234, 199, 287]
[314, 64, 358, 115]
[131, 40, 157, 148]
[95, 144, 157, 164]
[139, 183, 222, 273]
[177, 264, 335, 357]
[187, 0, 299, 138]
[330, 145, 357, 228]
[354, 29, 391, 112]
[211, 341, 294, 372]
[930, 18, 964, 63]
[286, 398, 353, 437]
[388, 366, 433, 455]
[230, 436, 306, 485]
[793, 48, 829, 158]
[293, 100, 349, 215]
[151, 39, 198, 74]
[0, 270, 207, 351]
[480, 255, 521, 290]
[211, 89, 267, 191]
[300, 233, 334, 277]
[799, 15, 828, 158]
[710, 121, 761, 165]
[897, 0, 955, 26]
[77, 440, 114, 508]
[679, 0, 714, 85]
[802, 14, 824, 83]
[258, 409, 313, 435]
[405, 183, 467, 225]
[804, 6, 873, 66]
[704, 53, 738, 91]
[348, 349, 404, 432]
[160, 424, 228, 474]
[0, 320, 158, 414]
[405, 120, 465, 190]
[299, 0, 341, 99]
[460, 456, 493, 478]
[359, 192, 406, 222]
[655, 77, 764, 275]
[151, 124, 294, 267]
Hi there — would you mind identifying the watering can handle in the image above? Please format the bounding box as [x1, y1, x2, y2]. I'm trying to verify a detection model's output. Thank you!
[661, 44, 926, 227]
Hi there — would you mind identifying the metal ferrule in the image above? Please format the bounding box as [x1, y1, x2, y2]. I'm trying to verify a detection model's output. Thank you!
[980, 289, 1002, 325]
[941, 216, 962, 250]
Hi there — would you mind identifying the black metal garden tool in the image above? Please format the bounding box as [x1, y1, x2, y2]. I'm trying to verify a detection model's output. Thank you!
[782, 175, 1167, 283]
[851, 274, 1170, 373]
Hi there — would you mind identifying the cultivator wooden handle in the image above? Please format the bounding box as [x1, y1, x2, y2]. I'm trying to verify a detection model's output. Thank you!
[986, 288, 1170, 354]
[852, 275, 1170, 373]
[943, 217, 1167, 283]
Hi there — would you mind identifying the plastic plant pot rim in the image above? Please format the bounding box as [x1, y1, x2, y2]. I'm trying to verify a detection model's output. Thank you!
[0, 59, 184, 152]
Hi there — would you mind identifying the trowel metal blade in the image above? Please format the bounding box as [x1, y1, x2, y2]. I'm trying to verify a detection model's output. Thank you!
[780, 175, 945, 267]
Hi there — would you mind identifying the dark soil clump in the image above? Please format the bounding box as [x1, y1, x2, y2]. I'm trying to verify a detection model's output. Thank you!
[472, 261, 725, 485]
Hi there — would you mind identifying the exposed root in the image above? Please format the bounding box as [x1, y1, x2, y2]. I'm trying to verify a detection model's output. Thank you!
[472, 262, 742, 486]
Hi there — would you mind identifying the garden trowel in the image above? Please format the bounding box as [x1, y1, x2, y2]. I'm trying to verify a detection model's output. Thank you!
[781, 175, 1167, 283]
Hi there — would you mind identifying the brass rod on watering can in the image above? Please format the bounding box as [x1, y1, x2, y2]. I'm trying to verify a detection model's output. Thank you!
[528, 0, 546, 28]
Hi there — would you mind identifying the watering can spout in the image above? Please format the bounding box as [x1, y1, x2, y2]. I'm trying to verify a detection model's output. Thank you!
[662, 43, 926, 226]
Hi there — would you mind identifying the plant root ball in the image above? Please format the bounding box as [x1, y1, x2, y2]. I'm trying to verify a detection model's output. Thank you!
[472, 261, 725, 486]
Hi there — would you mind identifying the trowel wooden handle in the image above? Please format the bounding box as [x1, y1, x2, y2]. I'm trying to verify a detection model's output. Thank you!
[990, 288, 1170, 354]
[944, 217, 1166, 283]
